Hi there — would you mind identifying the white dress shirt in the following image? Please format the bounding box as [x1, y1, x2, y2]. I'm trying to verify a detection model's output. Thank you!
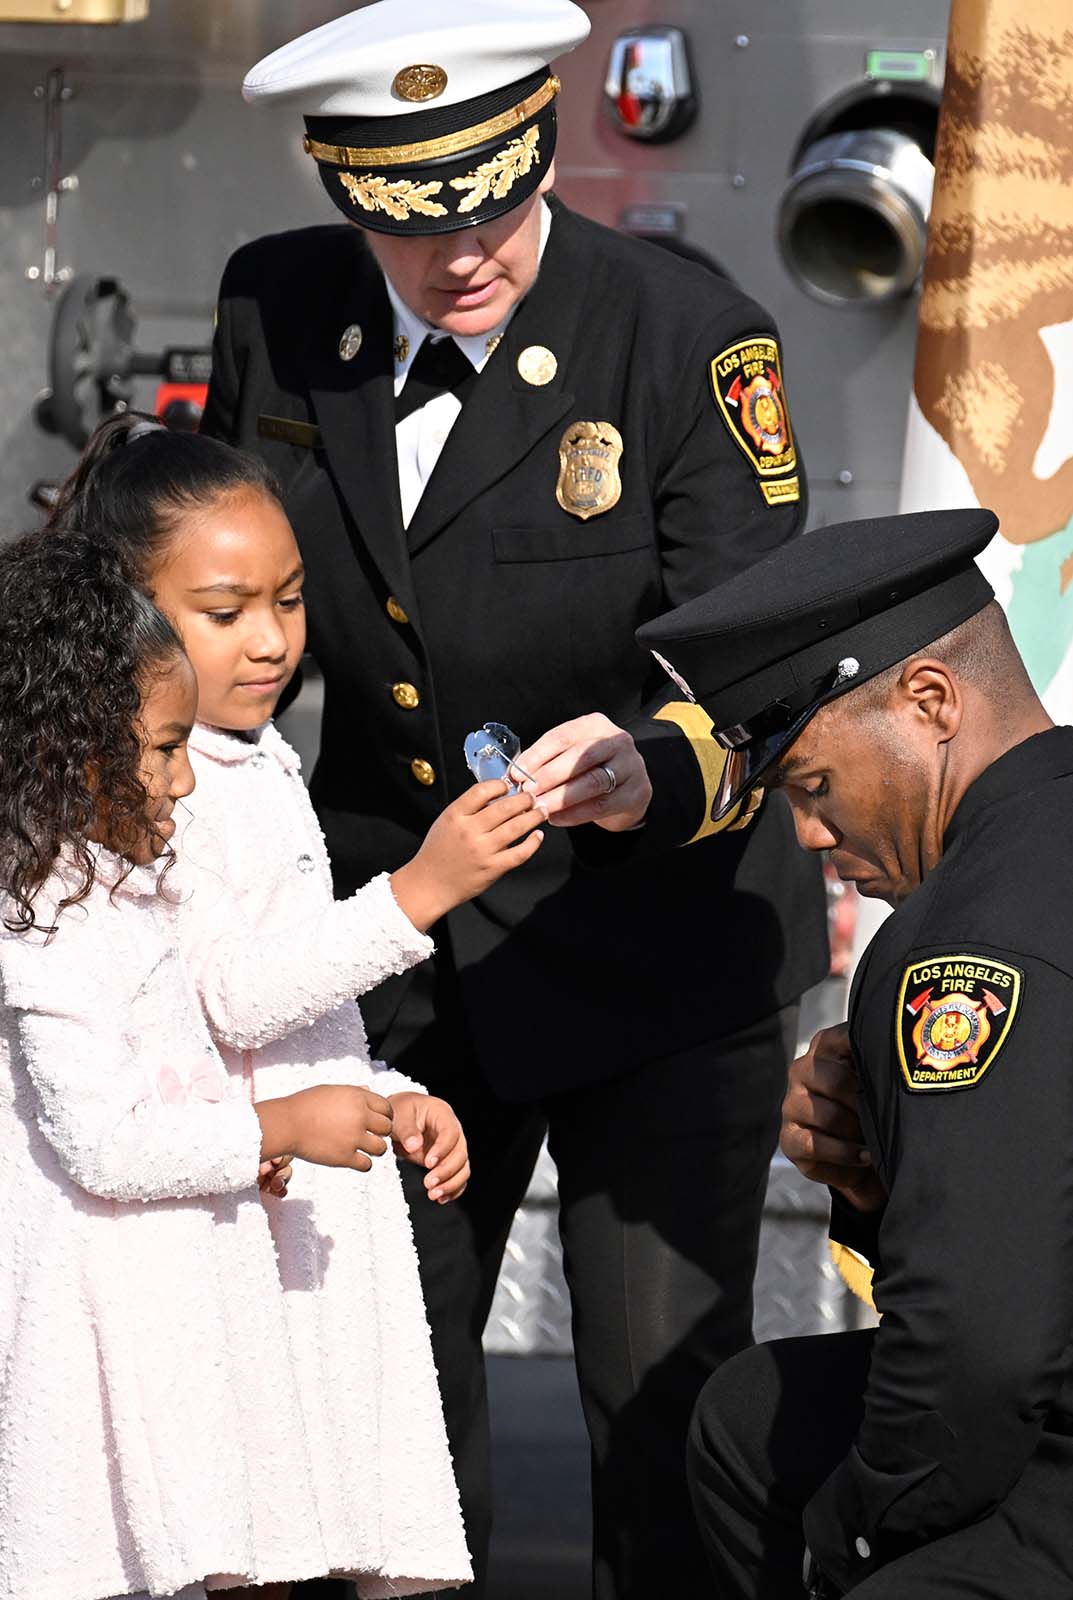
[385, 199, 553, 528]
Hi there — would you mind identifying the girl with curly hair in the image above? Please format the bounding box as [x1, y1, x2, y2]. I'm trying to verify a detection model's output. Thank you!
[44, 412, 546, 1600]
[0, 526, 477, 1600]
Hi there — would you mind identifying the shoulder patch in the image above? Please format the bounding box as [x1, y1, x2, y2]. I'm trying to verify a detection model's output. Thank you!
[709, 334, 799, 505]
[895, 954, 1023, 1093]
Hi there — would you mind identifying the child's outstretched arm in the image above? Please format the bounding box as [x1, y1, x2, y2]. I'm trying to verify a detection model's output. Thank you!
[179, 780, 542, 1054]
[3, 912, 398, 1198]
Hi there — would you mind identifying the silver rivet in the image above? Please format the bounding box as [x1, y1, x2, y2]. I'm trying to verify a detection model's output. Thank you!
[855, 1537, 871, 1560]
[734, 33, 750, 47]
[732, 173, 747, 189]
[339, 323, 363, 362]
[838, 468, 854, 485]
[24, 265, 40, 281]
[297, 853, 315, 873]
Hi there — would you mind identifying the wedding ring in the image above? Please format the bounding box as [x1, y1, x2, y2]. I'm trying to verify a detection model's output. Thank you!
[598, 764, 617, 796]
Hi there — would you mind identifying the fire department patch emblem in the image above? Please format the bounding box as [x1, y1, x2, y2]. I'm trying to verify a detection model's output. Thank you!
[895, 954, 1023, 1093]
[709, 335, 800, 506]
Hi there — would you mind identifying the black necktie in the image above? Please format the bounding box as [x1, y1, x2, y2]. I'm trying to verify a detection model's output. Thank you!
[395, 334, 478, 424]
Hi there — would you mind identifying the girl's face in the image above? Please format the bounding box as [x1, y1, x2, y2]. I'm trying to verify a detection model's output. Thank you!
[151, 488, 306, 732]
[136, 655, 198, 862]
[94, 652, 198, 865]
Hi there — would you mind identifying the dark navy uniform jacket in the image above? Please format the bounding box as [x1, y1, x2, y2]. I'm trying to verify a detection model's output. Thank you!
[200, 199, 827, 1098]
[818, 727, 1073, 1590]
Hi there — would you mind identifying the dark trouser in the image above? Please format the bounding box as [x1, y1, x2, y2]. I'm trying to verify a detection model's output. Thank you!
[687, 1331, 1073, 1599]
[378, 994, 796, 1600]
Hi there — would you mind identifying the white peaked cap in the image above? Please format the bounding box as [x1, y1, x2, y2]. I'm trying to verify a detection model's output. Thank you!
[243, 0, 592, 118]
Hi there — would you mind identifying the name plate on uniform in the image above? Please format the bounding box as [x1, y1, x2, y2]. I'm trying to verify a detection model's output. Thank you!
[257, 414, 323, 449]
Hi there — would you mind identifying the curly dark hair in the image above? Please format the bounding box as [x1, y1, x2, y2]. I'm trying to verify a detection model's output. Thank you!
[47, 411, 282, 586]
[0, 528, 185, 932]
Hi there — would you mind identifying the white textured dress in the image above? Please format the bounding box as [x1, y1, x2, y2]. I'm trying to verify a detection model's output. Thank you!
[175, 720, 470, 1596]
[0, 861, 319, 1600]
[0, 724, 472, 1600]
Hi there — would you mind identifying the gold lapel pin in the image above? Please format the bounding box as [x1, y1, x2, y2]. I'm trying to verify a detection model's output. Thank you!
[339, 323, 363, 362]
[485, 333, 503, 358]
[394, 333, 411, 364]
[517, 345, 557, 386]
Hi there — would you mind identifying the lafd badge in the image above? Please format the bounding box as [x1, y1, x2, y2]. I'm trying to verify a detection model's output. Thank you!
[556, 420, 624, 520]
[895, 954, 1023, 1092]
[709, 335, 799, 506]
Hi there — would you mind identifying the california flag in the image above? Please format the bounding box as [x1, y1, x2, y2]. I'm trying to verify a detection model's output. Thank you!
[899, 0, 1073, 718]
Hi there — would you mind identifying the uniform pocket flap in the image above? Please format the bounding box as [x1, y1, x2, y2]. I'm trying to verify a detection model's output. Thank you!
[492, 514, 651, 563]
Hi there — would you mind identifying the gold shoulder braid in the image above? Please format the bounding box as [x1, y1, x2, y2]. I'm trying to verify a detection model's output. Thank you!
[339, 172, 448, 221]
[450, 125, 541, 214]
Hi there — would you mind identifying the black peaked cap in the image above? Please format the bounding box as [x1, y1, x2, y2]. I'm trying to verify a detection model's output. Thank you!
[638, 508, 999, 812]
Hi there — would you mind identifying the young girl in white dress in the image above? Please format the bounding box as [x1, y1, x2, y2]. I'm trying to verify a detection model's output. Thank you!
[0, 531, 478, 1600]
[45, 414, 545, 1599]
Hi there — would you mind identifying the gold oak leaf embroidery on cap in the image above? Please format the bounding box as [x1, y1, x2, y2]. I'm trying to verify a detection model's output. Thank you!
[450, 126, 540, 214]
[339, 172, 448, 221]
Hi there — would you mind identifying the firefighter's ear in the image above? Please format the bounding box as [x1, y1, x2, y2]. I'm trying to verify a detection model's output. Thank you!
[895, 659, 962, 744]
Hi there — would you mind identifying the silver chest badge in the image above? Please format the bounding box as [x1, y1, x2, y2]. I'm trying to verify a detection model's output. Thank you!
[339, 323, 363, 362]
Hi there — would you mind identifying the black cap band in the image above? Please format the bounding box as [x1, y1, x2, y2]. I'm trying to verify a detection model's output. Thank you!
[706, 562, 995, 730]
[304, 68, 557, 235]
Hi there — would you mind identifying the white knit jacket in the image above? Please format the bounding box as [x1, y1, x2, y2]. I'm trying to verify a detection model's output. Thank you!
[0, 721, 472, 1600]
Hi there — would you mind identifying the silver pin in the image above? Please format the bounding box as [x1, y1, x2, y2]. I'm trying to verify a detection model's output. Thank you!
[834, 656, 861, 685]
[339, 323, 363, 362]
[480, 740, 535, 786]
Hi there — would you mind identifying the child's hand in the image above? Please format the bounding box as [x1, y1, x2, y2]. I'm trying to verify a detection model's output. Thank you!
[257, 1155, 293, 1196]
[390, 780, 544, 933]
[389, 1091, 470, 1203]
[257, 1084, 394, 1172]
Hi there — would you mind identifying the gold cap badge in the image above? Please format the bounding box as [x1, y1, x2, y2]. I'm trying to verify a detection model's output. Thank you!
[556, 420, 624, 521]
[517, 345, 557, 387]
[393, 64, 448, 103]
[339, 323, 363, 362]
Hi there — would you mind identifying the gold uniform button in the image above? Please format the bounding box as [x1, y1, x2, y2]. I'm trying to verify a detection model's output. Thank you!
[392, 681, 420, 710]
[386, 595, 410, 625]
[411, 757, 436, 786]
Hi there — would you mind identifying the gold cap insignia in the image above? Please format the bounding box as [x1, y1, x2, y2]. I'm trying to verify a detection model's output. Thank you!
[393, 63, 448, 103]
[517, 345, 557, 387]
[556, 420, 624, 521]
[339, 323, 363, 362]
